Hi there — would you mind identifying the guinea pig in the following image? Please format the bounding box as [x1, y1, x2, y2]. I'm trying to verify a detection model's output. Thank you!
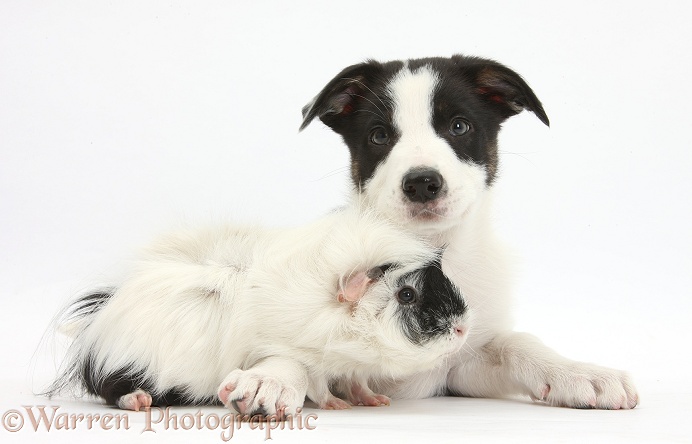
[45, 205, 469, 416]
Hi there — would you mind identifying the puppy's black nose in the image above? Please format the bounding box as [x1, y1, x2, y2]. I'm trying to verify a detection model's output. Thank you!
[402, 170, 443, 203]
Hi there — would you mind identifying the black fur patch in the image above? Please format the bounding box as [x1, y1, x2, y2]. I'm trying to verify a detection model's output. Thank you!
[300, 55, 549, 187]
[81, 356, 216, 406]
[63, 290, 115, 322]
[301, 59, 404, 188]
[45, 289, 216, 407]
[41, 290, 116, 399]
[396, 260, 467, 344]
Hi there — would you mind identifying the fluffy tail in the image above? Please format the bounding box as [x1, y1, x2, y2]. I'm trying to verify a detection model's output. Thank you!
[56, 290, 115, 338]
[40, 288, 116, 398]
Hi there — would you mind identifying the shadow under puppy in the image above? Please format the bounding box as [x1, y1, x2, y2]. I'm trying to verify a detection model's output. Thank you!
[46, 205, 469, 416]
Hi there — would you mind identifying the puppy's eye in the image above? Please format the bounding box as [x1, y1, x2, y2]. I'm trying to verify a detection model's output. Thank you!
[370, 127, 390, 145]
[450, 118, 471, 136]
[396, 286, 418, 304]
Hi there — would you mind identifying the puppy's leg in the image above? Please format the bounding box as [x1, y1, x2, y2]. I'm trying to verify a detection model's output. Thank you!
[116, 389, 152, 411]
[218, 357, 308, 417]
[447, 332, 639, 409]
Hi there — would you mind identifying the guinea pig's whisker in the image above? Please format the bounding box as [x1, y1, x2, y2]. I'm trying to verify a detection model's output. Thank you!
[462, 342, 482, 360]
[441, 254, 488, 278]
[439, 261, 465, 280]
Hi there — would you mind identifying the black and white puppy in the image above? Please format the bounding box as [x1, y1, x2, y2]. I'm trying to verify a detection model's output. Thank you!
[300, 55, 638, 409]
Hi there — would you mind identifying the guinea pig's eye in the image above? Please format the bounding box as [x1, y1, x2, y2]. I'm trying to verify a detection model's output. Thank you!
[396, 286, 418, 305]
[369, 127, 390, 146]
[450, 118, 471, 136]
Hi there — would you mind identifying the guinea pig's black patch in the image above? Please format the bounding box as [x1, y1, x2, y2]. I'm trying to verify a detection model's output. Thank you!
[395, 261, 467, 344]
[78, 355, 216, 406]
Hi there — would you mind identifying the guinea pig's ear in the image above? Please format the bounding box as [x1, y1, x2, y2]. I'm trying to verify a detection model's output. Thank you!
[337, 270, 373, 303]
[455, 55, 550, 126]
[366, 263, 393, 280]
[300, 60, 383, 131]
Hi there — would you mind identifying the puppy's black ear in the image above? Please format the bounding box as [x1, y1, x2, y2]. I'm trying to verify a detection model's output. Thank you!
[299, 61, 382, 131]
[456, 55, 550, 126]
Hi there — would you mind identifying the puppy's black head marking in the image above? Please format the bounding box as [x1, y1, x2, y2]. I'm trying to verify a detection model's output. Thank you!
[300, 55, 549, 186]
[300, 59, 405, 188]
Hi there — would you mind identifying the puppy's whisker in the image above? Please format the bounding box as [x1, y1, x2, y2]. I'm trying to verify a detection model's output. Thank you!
[349, 94, 388, 122]
[499, 150, 540, 155]
[342, 77, 393, 114]
[310, 166, 351, 182]
[498, 150, 537, 166]
[354, 109, 387, 121]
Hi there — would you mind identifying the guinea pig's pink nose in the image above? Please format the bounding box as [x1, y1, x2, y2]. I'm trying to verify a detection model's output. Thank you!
[454, 325, 466, 337]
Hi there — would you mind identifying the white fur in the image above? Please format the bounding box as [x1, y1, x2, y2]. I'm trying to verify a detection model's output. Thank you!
[356, 65, 639, 409]
[57, 205, 469, 413]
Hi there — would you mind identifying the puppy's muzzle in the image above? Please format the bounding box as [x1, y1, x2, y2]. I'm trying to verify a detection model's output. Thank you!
[402, 169, 443, 203]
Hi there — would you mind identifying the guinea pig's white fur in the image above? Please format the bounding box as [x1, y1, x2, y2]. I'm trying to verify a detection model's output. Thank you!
[48, 204, 469, 415]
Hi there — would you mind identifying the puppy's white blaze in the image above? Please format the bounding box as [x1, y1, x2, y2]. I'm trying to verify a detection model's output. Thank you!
[388, 67, 457, 170]
[363, 65, 488, 238]
[388, 66, 439, 142]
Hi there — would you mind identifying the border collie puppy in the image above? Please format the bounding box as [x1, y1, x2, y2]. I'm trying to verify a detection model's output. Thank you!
[300, 55, 638, 409]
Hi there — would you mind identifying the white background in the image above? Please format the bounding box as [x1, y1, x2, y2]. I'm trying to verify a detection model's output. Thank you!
[1, 1, 691, 443]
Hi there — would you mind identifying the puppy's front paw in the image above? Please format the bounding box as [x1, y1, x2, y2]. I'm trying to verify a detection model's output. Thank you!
[526, 363, 638, 410]
[218, 369, 304, 417]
